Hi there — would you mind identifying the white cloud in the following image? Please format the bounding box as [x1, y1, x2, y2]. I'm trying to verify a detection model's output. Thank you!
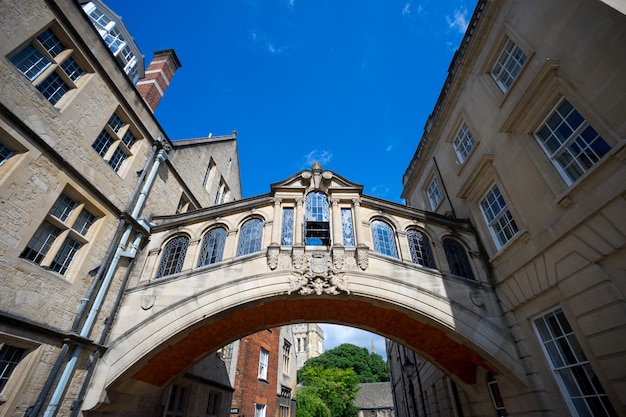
[288, 0, 295, 8]
[446, 7, 469, 34]
[250, 30, 288, 54]
[321, 324, 387, 360]
[302, 149, 333, 169]
[402, 2, 411, 16]
[369, 184, 390, 197]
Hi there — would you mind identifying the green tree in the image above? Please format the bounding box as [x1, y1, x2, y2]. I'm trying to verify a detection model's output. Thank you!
[297, 366, 359, 417]
[298, 343, 389, 383]
[295, 388, 331, 417]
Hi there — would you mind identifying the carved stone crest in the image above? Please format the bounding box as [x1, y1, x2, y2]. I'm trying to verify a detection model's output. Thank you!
[141, 295, 155, 310]
[470, 290, 484, 307]
[289, 253, 350, 296]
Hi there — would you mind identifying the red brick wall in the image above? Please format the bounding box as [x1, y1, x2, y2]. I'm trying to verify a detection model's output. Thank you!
[231, 329, 281, 417]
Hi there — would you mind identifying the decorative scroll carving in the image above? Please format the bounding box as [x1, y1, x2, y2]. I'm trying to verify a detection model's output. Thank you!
[289, 252, 350, 296]
[356, 245, 369, 270]
[267, 245, 280, 270]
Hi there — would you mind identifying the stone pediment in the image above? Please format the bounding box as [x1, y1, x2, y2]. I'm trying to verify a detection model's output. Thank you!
[270, 162, 363, 194]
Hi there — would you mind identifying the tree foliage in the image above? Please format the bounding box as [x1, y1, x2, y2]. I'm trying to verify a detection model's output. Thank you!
[296, 366, 359, 417]
[298, 343, 389, 383]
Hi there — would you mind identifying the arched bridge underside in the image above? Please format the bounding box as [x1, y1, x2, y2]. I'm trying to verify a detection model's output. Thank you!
[85, 250, 525, 410]
[84, 165, 528, 410]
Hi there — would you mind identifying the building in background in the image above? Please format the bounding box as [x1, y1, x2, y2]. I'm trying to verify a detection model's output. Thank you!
[354, 382, 394, 417]
[292, 323, 325, 370]
[80, 0, 144, 84]
[0, 0, 241, 415]
[229, 327, 297, 417]
[389, 0, 626, 416]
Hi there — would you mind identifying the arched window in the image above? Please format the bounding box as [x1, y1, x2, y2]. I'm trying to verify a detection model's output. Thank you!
[407, 229, 436, 268]
[443, 238, 475, 280]
[198, 227, 227, 267]
[371, 220, 398, 258]
[156, 235, 189, 278]
[236, 218, 263, 256]
[305, 191, 330, 245]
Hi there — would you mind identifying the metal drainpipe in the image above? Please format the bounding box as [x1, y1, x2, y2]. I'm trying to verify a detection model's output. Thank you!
[26, 146, 158, 417]
[40, 150, 168, 417]
[432, 156, 456, 218]
[69, 232, 142, 417]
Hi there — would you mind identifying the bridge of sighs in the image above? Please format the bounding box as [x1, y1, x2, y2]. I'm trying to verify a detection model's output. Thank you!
[84, 163, 526, 410]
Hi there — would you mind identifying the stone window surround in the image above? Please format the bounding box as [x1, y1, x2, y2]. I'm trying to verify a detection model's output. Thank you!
[19, 188, 101, 278]
[8, 23, 92, 108]
[91, 109, 141, 175]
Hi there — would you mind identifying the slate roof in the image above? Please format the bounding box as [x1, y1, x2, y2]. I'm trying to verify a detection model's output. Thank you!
[354, 382, 394, 410]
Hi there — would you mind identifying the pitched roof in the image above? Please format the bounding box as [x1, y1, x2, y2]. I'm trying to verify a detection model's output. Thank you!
[354, 382, 394, 410]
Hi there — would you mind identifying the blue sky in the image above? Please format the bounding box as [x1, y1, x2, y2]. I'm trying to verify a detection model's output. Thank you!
[102, 0, 474, 359]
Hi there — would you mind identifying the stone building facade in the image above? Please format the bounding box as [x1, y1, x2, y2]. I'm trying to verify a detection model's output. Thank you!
[389, 0, 626, 416]
[0, 0, 241, 415]
[291, 323, 324, 371]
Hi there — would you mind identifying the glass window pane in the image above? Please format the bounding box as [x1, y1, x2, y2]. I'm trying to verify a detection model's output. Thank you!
[60, 56, 85, 82]
[305, 192, 329, 221]
[37, 29, 64, 57]
[20, 221, 61, 264]
[442, 239, 474, 280]
[535, 99, 611, 185]
[371, 220, 398, 258]
[0, 345, 26, 391]
[50, 237, 82, 275]
[10, 44, 51, 81]
[37, 73, 69, 105]
[237, 218, 263, 256]
[157, 236, 189, 277]
[341, 208, 355, 247]
[407, 229, 436, 268]
[50, 193, 77, 222]
[198, 227, 227, 266]
[281, 208, 294, 246]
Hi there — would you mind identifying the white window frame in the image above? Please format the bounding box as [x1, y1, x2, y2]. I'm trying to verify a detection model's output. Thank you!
[491, 37, 527, 93]
[533, 308, 616, 417]
[534, 98, 611, 186]
[258, 348, 269, 380]
[203, 159, 214, 188]
[426, 177, 443, 210]
[282, 340, 291, 374]
[453, 123, 476, 163]
[480, 185, 519, 248]
[254, 403, 267, 417]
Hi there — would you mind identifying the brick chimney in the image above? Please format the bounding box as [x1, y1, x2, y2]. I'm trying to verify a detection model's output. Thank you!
[136, 49, 182, 112]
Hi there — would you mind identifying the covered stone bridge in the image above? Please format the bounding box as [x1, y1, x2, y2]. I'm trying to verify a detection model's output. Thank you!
[84, 163, 526, 410]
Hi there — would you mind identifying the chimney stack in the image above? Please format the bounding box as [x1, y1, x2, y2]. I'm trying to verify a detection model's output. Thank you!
[136, 49, 182, 112]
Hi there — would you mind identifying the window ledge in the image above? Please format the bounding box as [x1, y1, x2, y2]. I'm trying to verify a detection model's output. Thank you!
[554, 138, 626, 208]
[489, 230, 529, 265]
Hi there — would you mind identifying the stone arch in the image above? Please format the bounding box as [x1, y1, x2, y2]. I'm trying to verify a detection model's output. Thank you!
[84, 259, 528, 410]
